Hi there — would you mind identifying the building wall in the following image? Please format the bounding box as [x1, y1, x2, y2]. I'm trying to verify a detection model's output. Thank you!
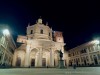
[68, 40, 100, 67]
[0, 29, 16, 67]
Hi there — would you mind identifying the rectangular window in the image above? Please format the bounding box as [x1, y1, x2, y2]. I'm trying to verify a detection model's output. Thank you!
[30, 30, 33, 34]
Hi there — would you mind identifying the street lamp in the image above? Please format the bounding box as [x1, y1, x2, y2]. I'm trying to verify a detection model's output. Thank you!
[94, 40, 100, 44]
[3, 29, 10, 35]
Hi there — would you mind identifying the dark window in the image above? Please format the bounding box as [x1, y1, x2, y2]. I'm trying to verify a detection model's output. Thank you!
[78, 58, 80, 62]
[40, 29, 43, 34]
[68, 54, 71, 57]
[0, 55, 1, 60]
[80, 49, 87, 54]
[49, 33, 50, 36]
[30, 30, 33, 34]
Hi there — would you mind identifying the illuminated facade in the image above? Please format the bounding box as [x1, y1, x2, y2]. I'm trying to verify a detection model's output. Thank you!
[12, 18, 68, 67]
[0, 28, 16, 67]
[68, 40, 100, 67]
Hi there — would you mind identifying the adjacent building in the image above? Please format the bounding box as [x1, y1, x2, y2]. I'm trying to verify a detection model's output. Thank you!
[12, 18, 69, 68]
[0, 28, 16, 67]
[68, 40, 100, 66]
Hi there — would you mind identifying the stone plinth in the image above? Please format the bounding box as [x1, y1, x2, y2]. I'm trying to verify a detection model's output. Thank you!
[58, 60, 65, 68]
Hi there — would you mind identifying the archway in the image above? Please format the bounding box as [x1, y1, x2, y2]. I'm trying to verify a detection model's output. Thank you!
[16, 57, 21, 67]
[54, 50, 59, 67]
[42, 50, 49, 67]
[30, 48, 38, 67]
[31, 58, 35, 67]
[94, 55, 98, 65]
[83, 57, 87, 66]
[76, 59, 79, 66]
[42, 58, 46, 67]
[16, 50, 25, 67]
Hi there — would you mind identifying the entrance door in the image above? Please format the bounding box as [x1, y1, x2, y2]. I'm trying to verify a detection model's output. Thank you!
[84, 60, 87, 66]
[16, 57, 21, 67]
[76, 61, 78, 66]
[94, 56, 98, 65]
[54, 59, 56, 67]
[65, 60, 67, 66]
[42, 58, 46, 67]
[31, 59, 35, 67]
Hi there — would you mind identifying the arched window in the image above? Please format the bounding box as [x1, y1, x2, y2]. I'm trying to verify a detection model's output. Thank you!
[40, 29, 43, 34]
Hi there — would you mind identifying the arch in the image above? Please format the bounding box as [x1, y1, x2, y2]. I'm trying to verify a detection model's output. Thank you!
[93, 55, 98, 65]
[16, 50, 26, 67]
[30, 30, 33, 34]
[42, 58, 46, 67]
[31, 48, 38, 52]
[30, 48, 39, 67]
[31, 58, 35, 67]
[16, 57, 21, 67]
[54, 50, 59, 67]
[54, 50, 59, 54]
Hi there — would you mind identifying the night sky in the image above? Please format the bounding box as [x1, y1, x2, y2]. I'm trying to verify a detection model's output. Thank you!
[0, 0, 100, 49]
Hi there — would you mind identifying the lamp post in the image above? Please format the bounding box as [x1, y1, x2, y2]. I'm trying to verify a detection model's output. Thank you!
[94, 40, 100, 45]
[93, 39, 100, 50]
[3, 29, 10, 36]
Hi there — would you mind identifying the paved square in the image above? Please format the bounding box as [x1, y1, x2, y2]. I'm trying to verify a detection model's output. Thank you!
[0, 67, 100, 75]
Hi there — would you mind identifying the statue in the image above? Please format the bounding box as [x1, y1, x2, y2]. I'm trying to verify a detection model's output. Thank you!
[59, 50, 63, 60]
[58, 50, 64, 68]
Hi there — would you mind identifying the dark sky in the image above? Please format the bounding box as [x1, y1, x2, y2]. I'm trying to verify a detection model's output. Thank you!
[0, 0, 100, 49]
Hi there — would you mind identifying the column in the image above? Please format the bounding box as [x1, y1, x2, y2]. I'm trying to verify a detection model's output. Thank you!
[50, 48, 54, 67]
[25, 45, 30, 67]
[12, 51, 17, 67]
[35, 52, 38, 67]
[61, 45, 64, 54]
[39, 48, 42, 67]
[1, 52, 5, 65]
[87, 48, 91, 64]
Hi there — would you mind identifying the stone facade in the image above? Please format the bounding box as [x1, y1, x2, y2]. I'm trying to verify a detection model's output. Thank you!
[12, 18, 68, 67]
[0, 28, 16, 67]
[68, 40, 100, 67]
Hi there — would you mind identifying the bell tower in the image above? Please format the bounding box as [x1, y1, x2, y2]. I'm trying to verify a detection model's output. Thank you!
[53, 31, 64, 42]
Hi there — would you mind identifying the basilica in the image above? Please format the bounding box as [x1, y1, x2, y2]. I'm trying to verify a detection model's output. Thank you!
[12, 18, 68, 67]
[1, 18, 100, 68]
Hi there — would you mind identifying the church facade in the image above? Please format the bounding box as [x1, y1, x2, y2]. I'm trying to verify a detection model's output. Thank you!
[12, 18, 68, 67]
